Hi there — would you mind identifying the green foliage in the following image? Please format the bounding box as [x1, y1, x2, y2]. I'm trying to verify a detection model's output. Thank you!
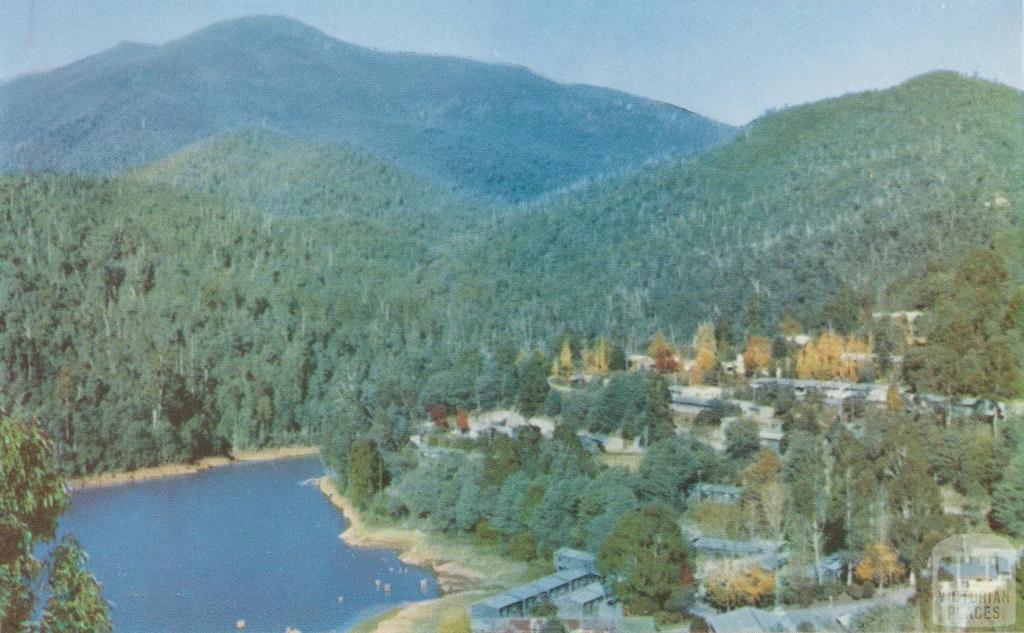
[39, 537, 113, 633]
[516, 352, 551, 417]
[347, 439, 387, 509]
[906, 247, 1022, 401]
[450, 72, 1023, 343]
[0, 414, 69, 628]
[0, 174, 464, 474]
[724, 417, 761, 461]
[506, 532, 538, 561]
[0, 414, 109, 632]
[636, 436, 726, 508]
[993, 455, 1024, 537]
[587, 372, 647, 436]
[597, 503, 694, 616]
[643, 374, 675, 443]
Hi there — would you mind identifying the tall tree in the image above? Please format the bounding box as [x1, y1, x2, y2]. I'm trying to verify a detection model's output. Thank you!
[992, 455, 1024, 537]
[906, 248, 1023, 413]
[347, 439, 386, 508]
[0, 414, 111, 631]
[644, 374, 676, 443]
[39, 537, 113, 633]
[597, 503, 694, 616]
[743, 336, 773, 376]
[517, 351, 551, 417]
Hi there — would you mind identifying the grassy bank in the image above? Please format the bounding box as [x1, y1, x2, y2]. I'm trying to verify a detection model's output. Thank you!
[317, 477, 547, 633]
[67, 446, 320, 490]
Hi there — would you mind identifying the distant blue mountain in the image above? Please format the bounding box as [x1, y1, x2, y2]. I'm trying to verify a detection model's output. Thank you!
[0, 16, 735, 201]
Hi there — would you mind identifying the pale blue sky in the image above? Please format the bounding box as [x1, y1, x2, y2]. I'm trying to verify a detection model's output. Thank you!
[1, 0, 1020, 124]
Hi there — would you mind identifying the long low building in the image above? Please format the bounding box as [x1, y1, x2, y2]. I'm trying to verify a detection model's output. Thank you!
[470, 567, 599, 619]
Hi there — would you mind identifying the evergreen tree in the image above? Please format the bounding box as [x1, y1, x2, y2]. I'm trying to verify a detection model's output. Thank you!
[993, 455, 1024, 536]
[907, 248, 1023, 407]
[597, 503, 694, 616]
[725, 418, 761, 461]
[517, 351, 551, 417]
[347, 439, 386, 508]
[644, 374, 675, 443]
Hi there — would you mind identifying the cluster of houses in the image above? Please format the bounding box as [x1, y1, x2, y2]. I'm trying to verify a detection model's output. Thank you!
[468, 549, 656, 633]
[752, 377, 1007, 423]
[670, 386, 783, 451]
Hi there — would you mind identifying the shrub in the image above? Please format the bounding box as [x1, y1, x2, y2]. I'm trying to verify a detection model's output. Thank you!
[507, 531, 538, 561]
[845, 582, 875, 600]
[474, 518, 502, 545]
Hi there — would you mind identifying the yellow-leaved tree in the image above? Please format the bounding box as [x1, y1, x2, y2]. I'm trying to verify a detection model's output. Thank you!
[743, 336, 772, 376]
[796, 333, 871, 381]
[705, 564, 775, 609]
[854, 542, 905, 587]
[690, 322, 717, 385]
[556, 338, 574, 378]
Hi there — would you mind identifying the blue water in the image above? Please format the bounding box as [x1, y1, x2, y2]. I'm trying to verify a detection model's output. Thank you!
[55, 456, 437, 633]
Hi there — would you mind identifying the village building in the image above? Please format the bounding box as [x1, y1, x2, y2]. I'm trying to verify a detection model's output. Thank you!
[688, 483, 742, 506]
[473, 617, 656, 633]
[468, 549, 640, 631]
[816, 553, 848, 582]
[627, 354, 655, 372]
[696, 587, 915, 633]
[555, 548, 598, 574]
[691, 536, 783, 561]
[577, 431, 646, 454]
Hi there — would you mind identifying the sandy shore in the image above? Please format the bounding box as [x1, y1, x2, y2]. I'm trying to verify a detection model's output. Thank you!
[316, 477, 481, 595]
[67, 446, 320, 490]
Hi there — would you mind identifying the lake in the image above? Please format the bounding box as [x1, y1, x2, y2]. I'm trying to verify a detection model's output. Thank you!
[56, 456, 437, 633]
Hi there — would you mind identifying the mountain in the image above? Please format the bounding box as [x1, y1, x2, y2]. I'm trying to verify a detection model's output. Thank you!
[1, 72, 1020, 473]
[440, 72, 1023, 344]
[0, 15, 735, 202]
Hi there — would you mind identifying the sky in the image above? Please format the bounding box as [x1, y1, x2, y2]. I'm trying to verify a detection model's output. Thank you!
[0, 0, 1020, 125]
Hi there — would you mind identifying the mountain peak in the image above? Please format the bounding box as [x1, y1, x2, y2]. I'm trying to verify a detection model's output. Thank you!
[165, 15, 345, 54]
[0, 16, 734, 201]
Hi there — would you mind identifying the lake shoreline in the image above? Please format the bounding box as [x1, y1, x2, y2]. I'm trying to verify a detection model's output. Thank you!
[316, 476, 482, 595]
[67, 445, 321, 490]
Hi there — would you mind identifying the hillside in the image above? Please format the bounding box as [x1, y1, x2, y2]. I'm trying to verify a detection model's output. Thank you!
[0, 174, 460, 473]
[0, 72, 1020, 475]
[439, 72, 1023, 347]
[133, 131, 488, 221]
[0, 16, 734, 202]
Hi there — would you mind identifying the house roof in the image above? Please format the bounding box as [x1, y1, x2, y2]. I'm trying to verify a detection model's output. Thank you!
[524, 574, 569, 595]
[938, 557, 1014, 580]
[618, 617, 657, 633]
[480, 593, 522, 610]
[819, 553, 846, 570]
[505, 585, 540, 601]
[559, 584, 606, 605]
[691, 483, 741, 495]
[691, 536, 781, 556]
[704, 606, 786, 633]
[556, 547, 597, 562]
[554, 567, 594, 583]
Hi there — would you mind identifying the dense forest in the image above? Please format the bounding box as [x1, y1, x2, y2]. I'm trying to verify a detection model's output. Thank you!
[0, 71, 1020, 477]
[450, 72, 1024, 346]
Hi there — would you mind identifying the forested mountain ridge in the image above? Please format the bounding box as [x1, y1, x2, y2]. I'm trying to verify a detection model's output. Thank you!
[133, 130, 493, 221]
[444, 71, 1023, 348]
[0, 175, 459, 473]
[0, 71, 1020, 476]
[0, 15, 735, 202]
